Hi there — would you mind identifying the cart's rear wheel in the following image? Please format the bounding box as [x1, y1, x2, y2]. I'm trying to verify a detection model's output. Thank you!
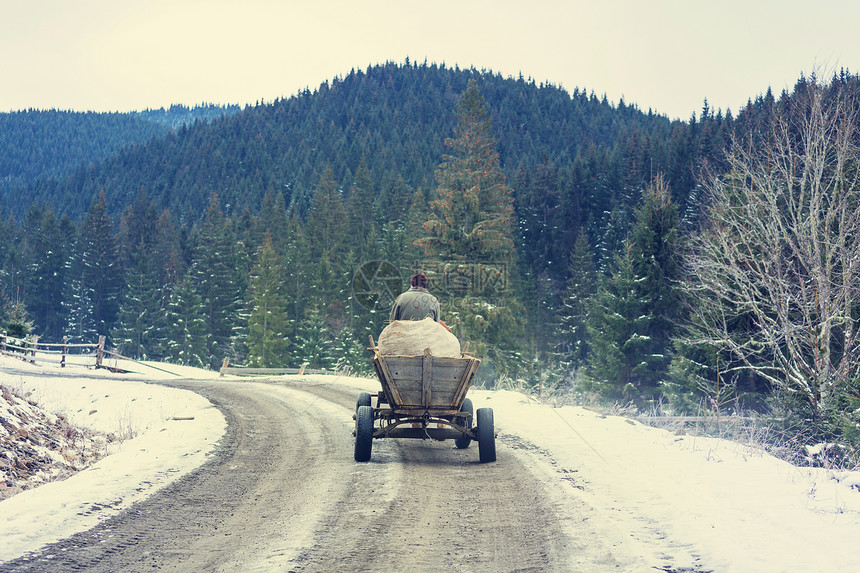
[356, 391, 371, 412]
[476, 407, 496, 463]
[354, 405, 373, 462]
[455, 398, 473, 449]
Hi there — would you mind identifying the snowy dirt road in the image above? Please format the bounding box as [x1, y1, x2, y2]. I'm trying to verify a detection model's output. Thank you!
[1, 377, 643, 572]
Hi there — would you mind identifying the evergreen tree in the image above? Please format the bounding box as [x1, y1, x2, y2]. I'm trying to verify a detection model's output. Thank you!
[3, 291, 33, 339]
[163, 278, 209, 367]
[246, 233, 290, 367]
[417, 78, 525, 373]
[585, 238, 654, 404]
[402, 188, 430, 261]
[330, 324, 372, 375]
[25, 207, 68, 340]
[293, 304, 335, 369]
[418, 79, 516, 261]
[628, 174, 682, 381]
[281, 213, 311, 342]
[112, 242, 161, 359]
[0, 213, 28, 309]
[189, 193, 242, 368]
[520, 159, 561, 276]
[62, 248, 95, 343]
[559, 228, 596, 371]
[78, 190, 121, 341]
[530, 272, 560, 357]
[584, 175, 682, 405]
[345, 159, 380, 259]
[0, 215, 11, 305]
[117, 189, 158, 271]
[304, 166, 349, 307]
[255, 188, 289, 255]
[151, 208, 186, 307]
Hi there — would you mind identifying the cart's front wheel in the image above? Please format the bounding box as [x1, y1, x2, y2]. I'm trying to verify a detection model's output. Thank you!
[476, 407, 496, 463]
[356, 391, 372, 412]
[354, 405, 373, 462]
[455, 398, 473, 449]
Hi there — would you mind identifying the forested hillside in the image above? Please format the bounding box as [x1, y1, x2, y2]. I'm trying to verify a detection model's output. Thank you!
[13, 62, 722, 223]
[3, 62, 860, 462]
[0, 103, 239, 197]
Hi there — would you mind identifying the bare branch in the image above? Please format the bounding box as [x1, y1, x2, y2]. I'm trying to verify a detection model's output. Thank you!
[683, 80, 860, 418]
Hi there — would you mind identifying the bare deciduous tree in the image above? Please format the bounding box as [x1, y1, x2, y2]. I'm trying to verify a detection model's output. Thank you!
[684, 79, 860, 420]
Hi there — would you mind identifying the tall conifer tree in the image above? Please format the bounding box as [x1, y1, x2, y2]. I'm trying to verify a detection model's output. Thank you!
[246, 233, 290, 367]
[25, 207, 68, 340]
[419, 79, 516, 261]
[559, 228, 596, 370]
[78, 190, 121, 341]
[293, 304, 334, 369]
[151, 209, 186, 308]
[585, 238, 653, 403]
[304, 166, 349, 309]
[190, 193, 241, 368]
[629, 174, 682, 378]
[112, 242, 160, 358]
[164, 279, 209, 367]
[417, 79, 525, 372]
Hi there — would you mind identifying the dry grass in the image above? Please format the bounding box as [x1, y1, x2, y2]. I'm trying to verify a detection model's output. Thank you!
[494, 376, 860, 471]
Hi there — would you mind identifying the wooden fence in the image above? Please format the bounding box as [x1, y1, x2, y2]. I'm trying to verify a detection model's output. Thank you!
[0, 333, 180, 376]
[1, 333, 345, 378]
[0, 332, 105, 368]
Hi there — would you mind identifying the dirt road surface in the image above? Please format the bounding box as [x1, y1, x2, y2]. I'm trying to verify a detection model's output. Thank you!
[2, 377, 640, 572]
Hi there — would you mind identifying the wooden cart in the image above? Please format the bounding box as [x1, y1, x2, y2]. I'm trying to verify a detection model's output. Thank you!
[353, 336, 496, 463]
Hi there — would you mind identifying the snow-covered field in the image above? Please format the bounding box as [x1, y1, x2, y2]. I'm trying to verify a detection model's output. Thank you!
[2, 355, 860, 571]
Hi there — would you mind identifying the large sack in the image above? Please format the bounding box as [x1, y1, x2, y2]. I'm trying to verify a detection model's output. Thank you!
[377, 318, 461, 357]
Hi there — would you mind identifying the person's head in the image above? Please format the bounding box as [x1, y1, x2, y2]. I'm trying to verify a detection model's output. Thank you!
[410, 273, 428, 288]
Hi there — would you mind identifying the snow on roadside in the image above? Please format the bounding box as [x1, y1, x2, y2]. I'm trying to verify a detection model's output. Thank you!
[470, 389, 860, 572]
[0, 355, 226, 563]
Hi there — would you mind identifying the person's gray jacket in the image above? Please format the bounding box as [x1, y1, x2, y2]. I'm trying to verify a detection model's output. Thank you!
[389, 287, 440, 322]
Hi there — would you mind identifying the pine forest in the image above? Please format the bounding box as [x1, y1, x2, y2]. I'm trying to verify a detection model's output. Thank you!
[3, 62, 860, 461]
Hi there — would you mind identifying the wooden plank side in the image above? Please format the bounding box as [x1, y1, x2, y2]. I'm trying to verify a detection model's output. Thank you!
[389, 378, 462, 406]
[397, 388, 424, 406]
[422, 349, 432, 406]
[379, 354, 480, 409]
[395, 384, 463, 403]
[373, 355, 403, 405]
[452, 358, 481, 406]
[369, 358, 392, 405]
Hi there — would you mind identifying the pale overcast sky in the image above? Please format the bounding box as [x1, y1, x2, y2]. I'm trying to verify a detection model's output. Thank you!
[2, 0, 857, 120]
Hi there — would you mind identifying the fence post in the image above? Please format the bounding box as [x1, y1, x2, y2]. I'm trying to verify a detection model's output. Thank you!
[1, 331, 5, 353]
[61, 335, 68, 368]
[96, 335, 106, 368]
[28, 335, 39, 364]
[220, 357, 230, 377]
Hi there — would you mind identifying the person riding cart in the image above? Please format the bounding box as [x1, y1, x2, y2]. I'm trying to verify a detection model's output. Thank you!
[389, 272, 440, 322]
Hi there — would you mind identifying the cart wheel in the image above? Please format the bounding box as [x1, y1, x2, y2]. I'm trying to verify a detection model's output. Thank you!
[455, 398, 473, 449]
[356, 391, 372, 411]
[354, 405, 373, 462]
[476, 407, 496, 463]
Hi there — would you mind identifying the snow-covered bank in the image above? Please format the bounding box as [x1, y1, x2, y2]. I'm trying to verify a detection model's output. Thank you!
[476, 390, 860, 572]
[0, 356, 226, 562]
